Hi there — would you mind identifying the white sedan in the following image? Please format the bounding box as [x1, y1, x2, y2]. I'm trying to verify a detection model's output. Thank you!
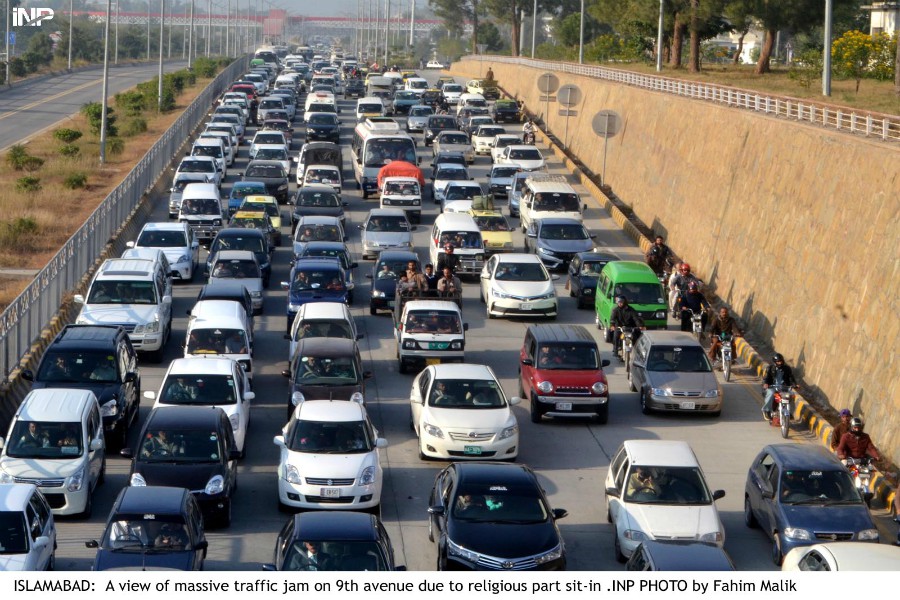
[480, 253, 558, 319]
[782, 542, 900, 571]
[426, 60, 444, 69]
[409, 364, 520, 461]
[496, 145, 546, 172]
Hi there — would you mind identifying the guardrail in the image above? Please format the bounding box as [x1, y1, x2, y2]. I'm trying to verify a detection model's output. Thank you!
[0, 56, 249, 378]
[463, 55, 900, 144]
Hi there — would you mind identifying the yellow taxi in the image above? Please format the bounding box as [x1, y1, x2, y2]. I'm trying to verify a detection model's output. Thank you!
[401, 70, 419, 82]
[229, 209, 277, 248]
[239, 195, 283, 245]
[469, 209, 514, 254]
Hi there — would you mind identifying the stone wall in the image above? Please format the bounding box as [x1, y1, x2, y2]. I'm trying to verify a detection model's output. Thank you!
[451, 60, 900, 463]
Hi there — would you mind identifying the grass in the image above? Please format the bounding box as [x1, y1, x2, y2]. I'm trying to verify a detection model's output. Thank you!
[0, 77, 213, 308]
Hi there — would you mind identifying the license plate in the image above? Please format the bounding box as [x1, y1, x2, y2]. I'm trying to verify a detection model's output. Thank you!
[463, 446, 482, 455]
[555, 402, 572, 411]
[428, 342, 448, 350]
[520, 303, 532, 310]
[426, 358, 441, 366]
[680, 402, 696, 410]
[387, 301, 395, 308]
[320, 488, 340, 498]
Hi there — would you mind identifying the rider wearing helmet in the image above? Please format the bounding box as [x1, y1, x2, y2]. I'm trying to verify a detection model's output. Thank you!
[678, 280, 711, 333]
[836, 417, 881, 462]
[761, 353, 796, 421]
[670, 263, 702, 318]
[609, 296, 645, 360]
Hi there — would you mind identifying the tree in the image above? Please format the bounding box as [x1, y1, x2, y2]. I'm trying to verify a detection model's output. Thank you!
[832, 30, 884, 92]
[483, 0, 525, 57]
[23, 33, 53, 73]
[476, 22, 505, 52]
[430, 0, 481, 53]
[723, 0, 753, 64]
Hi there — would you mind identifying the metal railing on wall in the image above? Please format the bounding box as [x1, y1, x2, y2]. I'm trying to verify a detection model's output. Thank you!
[0, 56, 249, 378]
[464, 55, 900, 144]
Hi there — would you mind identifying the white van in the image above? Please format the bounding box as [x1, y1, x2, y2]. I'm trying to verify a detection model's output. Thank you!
[455, 92, 487, 115]
[184, 313, 253, 378]
[356, 97, 385, 122]
[177, 182, 224, 246]
[519, 174, 586, 234]
[285, 301, 361, 360]
[198, 131, 235, 167]
[379, 176, 422, 223]
[0, 389, 105, 517]
[429, 213, 485, 276]
[191, 138, 226, 175]
[396, 300, 467, 373]
[189, 299, 254, 347]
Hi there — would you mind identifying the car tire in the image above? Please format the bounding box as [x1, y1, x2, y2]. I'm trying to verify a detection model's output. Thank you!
[398, 359, 407, 374]
[485, 302, 494, 319]
[529, 394, 542, 423]
[417, 437, 429, 461]
[743, 496, 758, 528]
[772, 533, 783, 566]
[78, 492, 93, 520]
[614, 528, 626, 563]
[628, 369, 636, 392]
[595, 404, 609, 425]
[427, 517, 434, 543]
[369, 304, 377, 316]
[98, 455, 106, 485]
[640, 389, 651, 415]
[219, 499, 233, 528]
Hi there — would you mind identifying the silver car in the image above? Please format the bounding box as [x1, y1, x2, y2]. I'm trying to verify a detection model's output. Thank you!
[628, 331, 723, 416]
[406, 105, 434, 132]
[207, 250, 265, 314]
[358, 208, 414, 260]
[433, 131, 474, 164]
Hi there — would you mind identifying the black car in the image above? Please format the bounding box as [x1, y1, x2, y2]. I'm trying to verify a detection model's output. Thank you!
[263, 512, 406, 571]
[424, 115, 459, 146]
[23, 325, 140, 450]
[366, 250, 420, 315]
[206, 227, 272, 286]
[420, 89, 443, 108]
[243, 159, 289, 203]
[429, 152, 467, 177]
[304, 112, 341, 144]
[86, 486, 208, 571]
[121, 406, 240, 527]
[281, 337, 372, 420]
[428, 462, 567, 571]
[290, 185, 348, 229]
[344, 78, 366, 98]
[196, 279, 254, 324]
[566, 251, 619, 309]
[492, 99, 521, 123]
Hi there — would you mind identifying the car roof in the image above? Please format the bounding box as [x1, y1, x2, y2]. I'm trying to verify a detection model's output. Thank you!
[528, 324, 597, 345]
[201, 280, 250, 295]
[141, 222, 189, 232]
[295, 337, 357, 356]
[0, 483, 38, 511]
[538, 217, 584, 227]
[166, 357, 236, 377]
[212, 249, 257, 261]
[622, 440, 699, 467]
[190, 314, 246, 330]
[115, 486, 188, 515]
[602, 260, 660, 282]
[18, 388, 96, 421]
[298, 302, 351, 319]
[404, 300, 462, 313]
[215, 228, 266, 239]
[494, 253, 543, 265]
[247, 160, 287, 168]
[637, 541, 735, 570]
[640, 330, 702, 347]
[297, 399, 366, 422]
[303, 241, 347, 252]
[290, 511, 378, 541]
[375, 250, 418, 261]
[298, 184, 338, 193]
[145, 406, 226, 430]
[576, 251, 620, 262]
[454, 462, 537, 487]
[54, 324, 124, 347]
[763, 444, 846, 469]
[430, 363, 495, 380]
[97, 258, 154, 277]
[367, 208, 408, 217]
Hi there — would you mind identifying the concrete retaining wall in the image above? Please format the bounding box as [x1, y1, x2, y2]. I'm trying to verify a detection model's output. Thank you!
[452, 59, 900, 464]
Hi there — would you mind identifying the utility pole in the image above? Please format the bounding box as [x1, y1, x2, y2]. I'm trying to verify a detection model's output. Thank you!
[188, 0, 194, 68]
[100, 0, 112, 164]
[147, 0, 152, 60]
[68, 0, 74, 70]
[158, 0, 165, 111]
[207, 0, 212, 56]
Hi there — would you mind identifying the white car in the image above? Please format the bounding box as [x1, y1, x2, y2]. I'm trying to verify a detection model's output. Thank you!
[0, 484, 56, 571]
[409, 364, 520, 461]
[173, 155, 221, 188]
[431, 163, 470, 205]
[249, 143, 291, 174]
[249, 130, 289, 156]
[497, 144, 546, 172]
[274, 399, 387, 511]
[426, 60, 444, 69]
[441, 181, 483, 213]
[781, 542, 900, 571]
[472, 125, 506, 155]
[301, 164, 342, 194]
[146, 357, 254, 456]
[604, 440, 726, 562]
[126, 221, 199, 281]
[491, 134, 524, 163]
[480, 253, 558, 319]
[441, 83, 463, 106]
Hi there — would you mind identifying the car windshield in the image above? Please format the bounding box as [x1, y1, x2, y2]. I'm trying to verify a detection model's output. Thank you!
[533, 193, 581, 212]
[290, 268, 345, 292]
[37, 351, 119, 384]
[282, 540, 387, 571]
[260, 99, 283, 109]
[645, 346, 712, 373]
[295, 225, 341, 243]
[441, 134, 468, 145]
[612, 282, 665, 306]
[101, 517, 194, 551]
[493, 262, 547, 282]
[307, 103, 335, 113]
[779, 469, 863, 505]
[308, 114, 338, 125]
[186, 327, 249, 355]
[211, 235, 266, 254]
[192, 146, 221, 158]
[536, 344, 599, 370]
[540, 224, 589, 240]
[491, 167, 519, 179]
[624, 466, 713, 505]
[159, 374, 238, 406]
[438, 231, 482, 249]
[410, 107, 433, 117]
[509, 148, 542, 160]
[243, 202, 278, 217]
[138, 428, 223, 463]
[477, 127, 505, 138]
[383, 181, 420, 196]
[496, 137, 519, 149]
[396, 91, 418, 100]
[451, 485, 548, 523]
[581, 261, 605, 275]
[292, 355, 358, 385]
[296, 319, 353, 340]
[87, 281, 157, 304]
[230, 216, 268, 230]
[211, 258, 261, 279]
[445, 186, 481, 200]
[179, 160, 213, 173]
[303, 247, 352, 269]
[436, 169, 467, 181]
[474, 215, 510, 231]
[429, 117, 457, 128]
[405, 310, 462, 334]
[363, 139, 417, 167]
[374, 260, 410, 280]
[443, 85, 462, 93]
[428, 379, 505, 408]
[180, 198, 220, 216]
[298, 192, 340, 207]
[5, 421, 84, 459]
[0, 512, 28, 554]
[254, 134, 284, 145]
[256, 148, 287, 160]
[287, 420, 372, 453]
[358, 103, 382, 113]
[246, 165, 286, 178]
[303, 148, 341, 166]
[137, 230, 187, 248]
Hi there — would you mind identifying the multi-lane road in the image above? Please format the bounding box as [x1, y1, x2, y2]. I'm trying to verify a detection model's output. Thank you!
[30, 69, 892, 572]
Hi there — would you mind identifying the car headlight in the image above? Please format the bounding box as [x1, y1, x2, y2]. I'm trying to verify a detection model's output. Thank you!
[229, 413, 240, 431]
[278, 184, 288, 191]
[652, 388, 672, 397]
[250, 290, 262, 298]
[285, 464, 301, 484]
[655, 311, 667, 319]
[0, 469, 12, 484]
[447, 538, 480, 562]
[450, 341, 463, 350]
[537, 381, 553, 394]
[423, 422, 444, 439]
[359, 466, 376, 486]
[782, 527, 812, 541]
[699, 531, 723, 543]
[402, 340, 417, 349]
[493, 289, 511, 299]
[533, 543, 563, 565]
[371, 290, 385, 298]
[623, 529, 649, 541]
[287, 304, 301, 313]
[130, 472, 147, 487]
[476, 254, 484, 261]
[205, 474, 225, 495]
[133, 319, 160, 334]
[176, 254, 190, 264]
[350, 392, 364, 404]
[538, 247, 557, 257]
[100, 399, 118, 417]
[67, 467, 85, 492]
[499, 425, 518, 440]
[857, 529, 879, 541]
[535, 292, 556, 300]
[212, 219, 222, 226]
[704, 389, 720, 398]
[591, 382, 608, 395]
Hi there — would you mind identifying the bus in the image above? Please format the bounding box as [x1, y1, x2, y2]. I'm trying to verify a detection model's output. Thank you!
[351, 119, 418, 199]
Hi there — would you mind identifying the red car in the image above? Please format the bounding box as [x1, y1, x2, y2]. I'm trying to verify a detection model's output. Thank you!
[519, 324, 611, 423]
[230, 83, 257, 99]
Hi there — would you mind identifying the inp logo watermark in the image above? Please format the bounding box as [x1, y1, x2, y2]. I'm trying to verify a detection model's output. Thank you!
[12, 8, 54, 27]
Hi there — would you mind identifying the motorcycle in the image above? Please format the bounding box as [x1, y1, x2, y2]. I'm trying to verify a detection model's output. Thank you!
[618, 326, 638, 387]
[686, 309, 704, 342]
[523, 129, 535, 145]
[770, 384, 794, 439]
[845, 457, 875, 507]
[718, 333, 734, 382]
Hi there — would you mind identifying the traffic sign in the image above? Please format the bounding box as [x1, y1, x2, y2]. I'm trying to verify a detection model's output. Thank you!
[538, 95, 556, 102]
[557, 84, 582, 108]
[591, 110, 623, 138]
[536, 72, 559, 94]
[559, 109, 578, 117]
[8, 32, 15, 46]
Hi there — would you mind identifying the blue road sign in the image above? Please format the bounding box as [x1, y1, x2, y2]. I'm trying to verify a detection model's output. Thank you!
[8, 32, 15, 46]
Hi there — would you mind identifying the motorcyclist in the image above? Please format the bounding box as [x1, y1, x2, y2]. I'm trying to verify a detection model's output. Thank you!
[522, 119, 535, 144]
[836, 417, 881, 463]
[645, 235, 674, 278]
[707, 307, 742, 363]
[761, 353, 797, 421]
[670, 263, 702, 318]
[830, 409, 853, 452]
[678, 281, 710, 333]
[609, 296, 645, 360]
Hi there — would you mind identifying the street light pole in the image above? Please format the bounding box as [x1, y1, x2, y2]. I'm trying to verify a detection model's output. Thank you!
[408, 0, 414, 47]
[114, 0, 119, 64]
[100, 0, 112, 164]
[207, 0, 212, 56]
[226, 0, 230, 57]
[68, 0, 74, 70]
[188, 0, 194, 68]
[656, 0, 664, 72]
[578, 0, 584, 64]
[822, 0, 833, 96]
[531, 0, 536, 58]
[158, 0, 165, 111]
[147, 0, 151, 60]
[6, 0, 11, 86]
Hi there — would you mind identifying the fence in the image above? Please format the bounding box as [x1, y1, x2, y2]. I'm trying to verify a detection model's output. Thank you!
[464, 55, 900, 144]
[0, 56, 249, 378]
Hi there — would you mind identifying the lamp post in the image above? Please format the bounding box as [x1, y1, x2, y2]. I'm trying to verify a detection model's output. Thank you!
[187, 0, 194, 68]
[225, 0, 230, 57]
[408, 0, 414, 47]
[656, 0, 664, 72]
[158, 0, 165, 111]
[5, 0, 11, 86]
[531, 0, 536, 58]
[114, 0, 119, 64]
[207, 0, 212, 56]
[822, 0, 833, 96]
[100, 0, 112, 164]
[68, 0, 74, 70]
[147, 0, 151, 60]
[578, 0, 584, 64]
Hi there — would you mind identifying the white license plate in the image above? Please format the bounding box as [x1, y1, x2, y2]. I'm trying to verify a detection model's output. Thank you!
[387, 301, 395, 308]
[320, 488, 340, 498]
[680, 402, 696, 410]
[519, 303, 532, 310]
[555, 402, 572, 411]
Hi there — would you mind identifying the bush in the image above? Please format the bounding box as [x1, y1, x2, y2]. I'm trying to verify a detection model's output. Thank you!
[53, 128, 83, 144]
[122, 117, 147, 137]
[0, 216, 39, 249]
[80, 102, 118, 137]
[16, 176, 41, 192]
[20, 155, 44, 172]
[137, 78, 176, 111]
[165, 71, 187, 94]
[58, 144, 80, 157]
[107, 137, 125, 157]
[192, 56, 218, 78]
[63, 172, 87, 189]
[6, 145, 29, 170]
[9, 58, 26, 78]
[115, 90, 147, 116]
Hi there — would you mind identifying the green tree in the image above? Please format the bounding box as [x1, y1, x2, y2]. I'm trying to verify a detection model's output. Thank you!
[476, 22, 505, 53]
[23, 33, 53, 72]
[429, 0, 481, 53]
[483, 0, 526, 57]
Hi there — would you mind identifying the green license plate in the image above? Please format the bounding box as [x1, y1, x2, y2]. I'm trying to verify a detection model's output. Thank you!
[463, 446, 482, 455]
[428, 342, 449, 350]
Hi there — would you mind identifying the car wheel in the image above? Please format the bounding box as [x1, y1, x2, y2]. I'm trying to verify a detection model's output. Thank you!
[78, 492, 93, 520]
[743, 496, 758, 528]
[277, 499, 293, 513]
[598, 314, 607, 334]
[398, 359, 407, 374]
[772, 533, 783, 566]
[640, 389, 651, 415]
[148, 343, 165, 364]
[595, 404, 609, 425]
[628, 368, 636, 392]
[369, 304, 377, 316]
[219, 499, 233, 528]
[427, 517, 434, 543]
[529, 394, 542, 424]
[98, 454, 106, 485]
[614, 528, 626, 563]
[417, 437, 429, 461]
[46, 552, 55, 571]
[485, 301, 494, 319]
[605, 497, 612, 523]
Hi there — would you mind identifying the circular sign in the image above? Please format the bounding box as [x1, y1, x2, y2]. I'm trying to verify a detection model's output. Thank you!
[536, 72, 559, 94]
[557, 84, 582, 108]
[591, 110, 623, 138]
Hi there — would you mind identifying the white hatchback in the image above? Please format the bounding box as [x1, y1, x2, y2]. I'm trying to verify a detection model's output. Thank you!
[0, 484, 56, 571]
[409, 364, 520, 461]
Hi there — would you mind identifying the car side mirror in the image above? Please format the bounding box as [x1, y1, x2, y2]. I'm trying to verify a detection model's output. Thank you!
[463, 323, 469, 331]
[552, 508, 568, 520]
[20, 369, 34, 382]
[143, 390, 156, 401]
[273, 435, 286, 448]
[551, 274, 560, 281]
[712, 489, 726, 501]
[90, 438, 103, 451]
[350, 262, 358, 269]
[280, 282, 290, 290]
[761, 488, 774, 500]
[124, 371, 138, 383]
[410, 225, 417, 231]
[395, 565, 407, 571]
[125, 240, 135, 249]
[601, 359, 610, 368]
[342, 202, 349, 207]
[590, 233, 597, 239]
[281, 369, 291, 377]
[521, 358, 533, 366]
[120, 447, 134, 458]
[363, 371, 373, 379]
[283, 333, 291, 340]
[228, 450, 241, 460]
[508, 396, 522, 406]
[526, 231, 536, 238]
[605, 486, 620, 498]
[262, 563, 277, 571]
[73, 294, 85, 304]
[196, 540, 209, 551]
[583, 203, 588, 211]
[427, 505, 445, 516]
[375, 438, 388, 448]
